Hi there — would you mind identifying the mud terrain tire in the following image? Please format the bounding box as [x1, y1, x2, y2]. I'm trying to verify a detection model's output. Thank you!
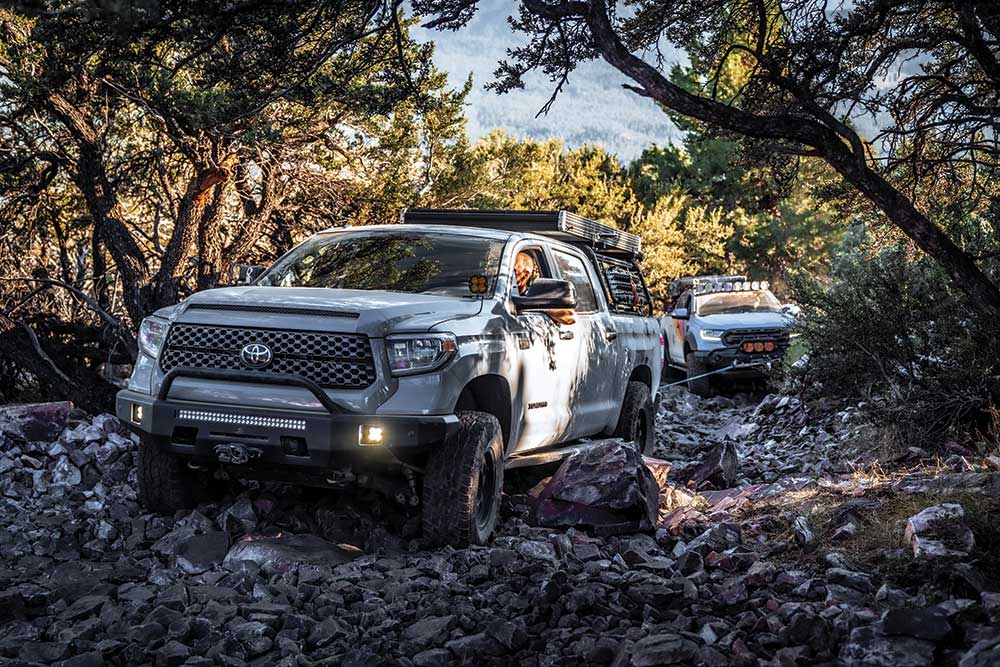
[138, 434, 213, 514]
[611, 381, 655, 455]
[422, 411, 504, 546]
[686, 352, 712, 397]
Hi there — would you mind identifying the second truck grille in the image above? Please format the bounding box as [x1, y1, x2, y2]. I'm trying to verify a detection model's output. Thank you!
[723, 328, 790, 348]
[160, 324, 376, 389]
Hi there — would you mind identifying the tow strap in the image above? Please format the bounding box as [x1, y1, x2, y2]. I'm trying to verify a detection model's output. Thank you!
[660, 358, 772, 389]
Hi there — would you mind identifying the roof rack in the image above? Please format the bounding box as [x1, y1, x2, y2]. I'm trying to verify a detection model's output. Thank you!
[401, 208, 642, 258]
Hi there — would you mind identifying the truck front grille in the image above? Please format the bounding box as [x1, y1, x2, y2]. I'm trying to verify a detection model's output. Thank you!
[723, 328, 790, 348]
[160, 324, 377, 389]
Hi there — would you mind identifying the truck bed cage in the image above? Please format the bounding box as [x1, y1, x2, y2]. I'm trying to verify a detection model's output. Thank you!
[402, 208, 642, 259]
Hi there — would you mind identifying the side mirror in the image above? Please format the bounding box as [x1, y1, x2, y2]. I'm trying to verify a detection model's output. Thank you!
[234, 264, 266, 285]
[671, 307, 690, 320]
[782, 303, 801, 317]
[512, 278, 577, 311]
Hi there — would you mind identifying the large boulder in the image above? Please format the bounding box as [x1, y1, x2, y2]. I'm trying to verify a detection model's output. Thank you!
[0, 402, 84, 443]
[534, 440, 659, 534]
[224, 533, 360, 573]
[904, 504, 975, 560]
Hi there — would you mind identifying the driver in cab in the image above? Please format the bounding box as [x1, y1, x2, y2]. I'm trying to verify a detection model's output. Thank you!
[513, 251, 576, 326]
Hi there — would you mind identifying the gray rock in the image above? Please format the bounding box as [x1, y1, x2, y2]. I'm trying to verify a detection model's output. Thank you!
[981, 592, 1000, 623]
[904, 504, 975, 559]
[960, 635, 1000, 667]
[155, 639, 190, 667]
[793, 516, 814, 548]
[51, 456, 82, 486]
[219, 496, 257, 535]
[746, 560, 776, 586]
[176, 530, 229, 574]
[404, 615, 456, 646]
[877, 584, 915, 608]
[827, 568, 875, 593]
[445, 632, 503, 659]
[224, 533, 359, 573]
[18, 642, 71, 663]
[687, 522, 742, 554]
[672, 441, 739, 489]
[883, 607, 952, 641]
[515, 540, 557, 563]
[840, 625, 936, 666]
[534, 440, 660, 533]
[413, 648, 453, 667]
[59, 594, 107, 621]
[620, 633, 699, 666]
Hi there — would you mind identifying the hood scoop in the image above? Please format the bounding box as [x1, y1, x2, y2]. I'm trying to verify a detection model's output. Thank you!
[184, 303, 360, 319]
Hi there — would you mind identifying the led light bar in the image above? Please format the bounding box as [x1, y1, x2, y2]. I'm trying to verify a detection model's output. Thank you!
[694, 280, 770, 294]
[176, 409, 306, 431]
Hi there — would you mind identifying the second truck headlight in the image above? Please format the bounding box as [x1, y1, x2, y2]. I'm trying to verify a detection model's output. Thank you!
[386, 333, 457, 376]
[698, 329, 724, 341]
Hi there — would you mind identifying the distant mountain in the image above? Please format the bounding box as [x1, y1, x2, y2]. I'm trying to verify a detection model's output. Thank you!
[411, 2, 684, 163]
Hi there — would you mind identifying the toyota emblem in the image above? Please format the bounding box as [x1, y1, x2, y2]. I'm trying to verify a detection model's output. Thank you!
[240, 342, 273, 368]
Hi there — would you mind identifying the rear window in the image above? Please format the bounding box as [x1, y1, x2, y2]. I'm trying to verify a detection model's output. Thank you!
[553, 250, 598, 312]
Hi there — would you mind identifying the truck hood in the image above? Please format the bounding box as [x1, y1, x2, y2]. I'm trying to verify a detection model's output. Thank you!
[694, 311, 794, 330]
[168, 286, 484, 337]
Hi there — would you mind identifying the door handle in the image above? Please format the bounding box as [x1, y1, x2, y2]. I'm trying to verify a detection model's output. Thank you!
[606, 330, 618, 341]
[559, 330, 574, 340]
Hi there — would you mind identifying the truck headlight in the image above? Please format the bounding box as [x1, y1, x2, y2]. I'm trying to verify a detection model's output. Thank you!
[386, 333, 457, 376]
[138, 317, 169, 359]
[698, 329, 724, 341]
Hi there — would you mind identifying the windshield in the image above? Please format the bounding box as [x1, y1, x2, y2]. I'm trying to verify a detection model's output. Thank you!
[696, 290, 782, 315]
[258, 230, 505, 297]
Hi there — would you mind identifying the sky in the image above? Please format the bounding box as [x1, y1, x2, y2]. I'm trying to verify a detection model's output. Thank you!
[411, 1, 685, 163]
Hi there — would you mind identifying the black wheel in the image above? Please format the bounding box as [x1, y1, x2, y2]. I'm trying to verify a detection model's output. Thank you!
[422, 411, 504, 546]
[138, 434, 214, 514]
[611, 381, 655, 455]
[685, 352, 712, 397]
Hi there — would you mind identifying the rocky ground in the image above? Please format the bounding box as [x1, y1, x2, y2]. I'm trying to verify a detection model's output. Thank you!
[1, 389, 999, 666]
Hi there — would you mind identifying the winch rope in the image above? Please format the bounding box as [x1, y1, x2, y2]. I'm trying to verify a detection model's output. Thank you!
[659, 359, 772, 389]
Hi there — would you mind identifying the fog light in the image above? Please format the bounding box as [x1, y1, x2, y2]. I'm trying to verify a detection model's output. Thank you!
[359, 424, 384, 446]
[765, 341, 775, 352]
[131, 404, 144, 424]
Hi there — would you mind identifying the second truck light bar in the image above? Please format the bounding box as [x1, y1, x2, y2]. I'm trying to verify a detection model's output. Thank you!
[401, 208, 642, 258]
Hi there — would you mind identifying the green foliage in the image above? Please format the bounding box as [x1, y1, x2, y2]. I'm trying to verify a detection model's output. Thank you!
[787, 225, 1000, 447]
[627, 125, 843, 293]
[432, 130, 636, 225]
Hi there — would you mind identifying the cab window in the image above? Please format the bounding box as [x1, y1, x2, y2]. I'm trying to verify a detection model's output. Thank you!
[552, 250, 598, 313]
[674, 292, 691, 313]
[510, 247, 552, 296]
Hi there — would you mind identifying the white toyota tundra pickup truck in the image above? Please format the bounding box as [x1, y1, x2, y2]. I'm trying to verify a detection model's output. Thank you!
[117, 209, 662, 545]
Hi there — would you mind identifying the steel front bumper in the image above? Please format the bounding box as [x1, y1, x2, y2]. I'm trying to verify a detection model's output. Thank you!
[116, 372, 459, 468]
[695, 348, 784, 376]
